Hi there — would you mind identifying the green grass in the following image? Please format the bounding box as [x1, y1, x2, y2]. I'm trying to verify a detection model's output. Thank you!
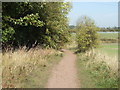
[97, 43, 118, 57]
[70, 32, 118, 40]
[74, 42, 118, 88]
[76, 53, 96, 88]
[98, 33, 118, 39]
[76, 52, 118, 88]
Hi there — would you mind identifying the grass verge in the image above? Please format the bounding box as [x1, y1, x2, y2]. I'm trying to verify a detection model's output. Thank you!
[76, 50, 118, 88]
[99, 33, 118, 40]
[2, 48, 62, 88]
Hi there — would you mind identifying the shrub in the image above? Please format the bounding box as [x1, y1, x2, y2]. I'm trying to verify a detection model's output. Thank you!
[76, 16, 99, 52]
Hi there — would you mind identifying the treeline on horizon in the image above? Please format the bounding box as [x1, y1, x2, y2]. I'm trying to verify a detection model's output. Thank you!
[1, 2, 71, 50]
[69, 25, 120, 33]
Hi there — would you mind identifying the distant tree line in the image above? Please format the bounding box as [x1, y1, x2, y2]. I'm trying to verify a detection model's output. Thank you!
[2, 2, 71, 50]
[69, 26, 120, 33]
[100, 27, 120, 32]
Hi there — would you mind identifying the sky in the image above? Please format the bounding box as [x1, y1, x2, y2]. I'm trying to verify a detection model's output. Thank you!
[67, 2, 118, 28]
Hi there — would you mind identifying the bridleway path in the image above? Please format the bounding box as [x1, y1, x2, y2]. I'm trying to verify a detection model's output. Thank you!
[46, 49, 79, 88]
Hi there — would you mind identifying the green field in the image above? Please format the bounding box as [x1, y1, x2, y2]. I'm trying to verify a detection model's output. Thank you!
[97, 43, 118, 57]
[70, 33, 119, 57]
[98, 33, 118, 39]
[97, 32, 118, 57]
[71, 32, 118, 40]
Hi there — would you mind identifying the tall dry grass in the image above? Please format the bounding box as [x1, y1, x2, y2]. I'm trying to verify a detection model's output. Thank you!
[84, 49, 118, 75]
[77, 49, 118, 87]
[2, 48, 61, 88]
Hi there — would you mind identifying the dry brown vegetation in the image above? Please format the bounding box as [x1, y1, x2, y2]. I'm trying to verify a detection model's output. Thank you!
[77, 49, 118, 88]
[2, 48, 62, 88]
[84, 49, 118, 74]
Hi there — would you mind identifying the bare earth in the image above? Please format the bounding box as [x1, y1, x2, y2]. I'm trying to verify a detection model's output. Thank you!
[46, 49, 79, 88]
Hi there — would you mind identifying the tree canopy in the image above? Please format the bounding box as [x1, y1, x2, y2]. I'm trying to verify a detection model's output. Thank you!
[2, 2, 71, 50]
[76, 16, 99, 52]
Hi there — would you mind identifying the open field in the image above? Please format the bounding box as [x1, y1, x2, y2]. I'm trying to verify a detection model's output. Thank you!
[97, 43, 118, 57]
[68, 33, 118, 57]
[98, 32, 118, 39]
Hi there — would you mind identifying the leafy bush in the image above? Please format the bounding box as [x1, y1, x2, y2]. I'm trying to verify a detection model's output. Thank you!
[76, 16, 99, 52]
[2, 2, 71, 50]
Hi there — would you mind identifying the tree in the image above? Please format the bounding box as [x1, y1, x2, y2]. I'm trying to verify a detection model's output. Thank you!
[2, 2, 71, 50]
[76, 16, 99, 52]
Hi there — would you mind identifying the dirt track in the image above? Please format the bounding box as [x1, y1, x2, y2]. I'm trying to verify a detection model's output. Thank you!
[46, 49, 79, 88]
